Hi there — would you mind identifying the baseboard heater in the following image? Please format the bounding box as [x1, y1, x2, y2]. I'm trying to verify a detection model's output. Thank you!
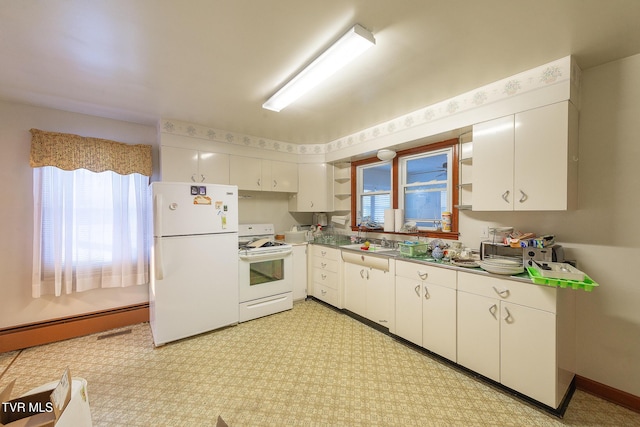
[0, 303, 149, 353]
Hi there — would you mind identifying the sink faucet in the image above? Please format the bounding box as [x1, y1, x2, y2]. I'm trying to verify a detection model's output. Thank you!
[381, 237, 388, 248]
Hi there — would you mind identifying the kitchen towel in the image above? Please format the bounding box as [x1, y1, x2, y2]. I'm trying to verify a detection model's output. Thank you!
[394, 209, 404, 232]
[384, 209, 395, 232]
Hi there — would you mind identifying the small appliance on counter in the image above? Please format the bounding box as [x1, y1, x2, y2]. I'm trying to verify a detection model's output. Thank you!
[312, 212, 328, 226]
[481, 241, 565, 267]
[523, 245, 565, 266]
[480, 241, 524, 262]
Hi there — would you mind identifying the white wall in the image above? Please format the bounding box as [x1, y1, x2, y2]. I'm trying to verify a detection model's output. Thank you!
[0, 101, 157, 329]
[238, 190, 313, 235]
[459, 54, 640, 396]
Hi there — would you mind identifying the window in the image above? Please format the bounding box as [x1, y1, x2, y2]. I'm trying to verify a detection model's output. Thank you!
[400, 148, 452, 230]
[351, 138, 459, 236]
[356, 161, 392, 225]
[33, 167, 150, 296]
[30, 128, 152, 297]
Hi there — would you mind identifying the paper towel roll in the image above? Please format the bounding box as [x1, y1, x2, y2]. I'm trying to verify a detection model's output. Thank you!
[384, 209, 395, 232]
[394, 209, 404, 232]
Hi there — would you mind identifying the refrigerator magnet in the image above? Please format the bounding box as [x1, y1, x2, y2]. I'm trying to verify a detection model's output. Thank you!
[190, 186, 199, 195]
[193, 195, 212, 205]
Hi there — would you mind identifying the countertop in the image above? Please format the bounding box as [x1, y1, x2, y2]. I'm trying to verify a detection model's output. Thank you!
[311, 241, 533, 284]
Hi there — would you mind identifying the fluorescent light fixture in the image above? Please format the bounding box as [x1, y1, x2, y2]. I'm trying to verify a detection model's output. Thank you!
[263, 24, 375, 112]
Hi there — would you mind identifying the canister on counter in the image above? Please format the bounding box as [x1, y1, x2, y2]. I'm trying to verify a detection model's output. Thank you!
[442, 211, 451, 232]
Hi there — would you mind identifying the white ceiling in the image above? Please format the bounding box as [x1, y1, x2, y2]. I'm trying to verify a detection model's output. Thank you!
[2, 0, 640, 145]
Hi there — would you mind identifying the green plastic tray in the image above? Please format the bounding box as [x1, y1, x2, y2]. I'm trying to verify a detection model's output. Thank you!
[526, 267, 599, 292]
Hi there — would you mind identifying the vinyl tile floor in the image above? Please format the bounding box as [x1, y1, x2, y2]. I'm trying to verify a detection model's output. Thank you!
[1, 299, 639, 426]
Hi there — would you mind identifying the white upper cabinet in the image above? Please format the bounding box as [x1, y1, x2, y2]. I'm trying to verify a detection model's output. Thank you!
[289, 163, 334, 212]
[271, 160, 298, 192]
[229, 156, 298, 192]
[229, 156, 263, 191]
[472, 101, 578, 211]
[161, 146, 229, 184]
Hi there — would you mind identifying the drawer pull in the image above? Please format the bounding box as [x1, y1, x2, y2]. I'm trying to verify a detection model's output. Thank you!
[418, 271, 428, 280]
[321, 274, 327, 280]
[321, 251, 327, 256]
[489, 304, 498, 319]
[321, 289, 327, 295]
[492, 286, 510, 298]
[414, 285, 421, 297]
[321, 262, 327, 268]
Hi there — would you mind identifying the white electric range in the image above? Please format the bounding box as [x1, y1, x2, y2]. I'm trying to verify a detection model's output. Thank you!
[238, 224, 293, 322]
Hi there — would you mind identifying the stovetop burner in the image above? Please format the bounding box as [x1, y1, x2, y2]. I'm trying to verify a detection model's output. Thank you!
[239, 240, 289, 251]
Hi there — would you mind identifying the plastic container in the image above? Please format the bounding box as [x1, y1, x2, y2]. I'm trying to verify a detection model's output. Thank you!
[442, 211, 451, 232]
[526, 267, 599, 292]
[398, 242, 429, 258]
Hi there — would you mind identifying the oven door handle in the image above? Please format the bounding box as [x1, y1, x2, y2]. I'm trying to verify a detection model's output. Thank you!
[239, 248, 293, 261]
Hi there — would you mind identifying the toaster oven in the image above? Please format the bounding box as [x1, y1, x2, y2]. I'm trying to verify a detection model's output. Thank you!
[481, 241, 564, 267]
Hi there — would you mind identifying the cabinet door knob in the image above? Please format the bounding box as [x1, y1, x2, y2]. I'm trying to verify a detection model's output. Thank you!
[257, 178, 261, 187]
[502, 190, 510, 203]
[273, 179, 277, 188]
[200, 174, 206, 182]
[424, 286, 430, 300]
[191, 174, 196, 182]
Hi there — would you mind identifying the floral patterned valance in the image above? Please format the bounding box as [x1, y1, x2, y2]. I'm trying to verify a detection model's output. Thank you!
[29, 128, 152, 176]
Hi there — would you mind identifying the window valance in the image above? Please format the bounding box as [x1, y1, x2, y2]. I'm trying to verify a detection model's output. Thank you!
[29, 128, 153, 176]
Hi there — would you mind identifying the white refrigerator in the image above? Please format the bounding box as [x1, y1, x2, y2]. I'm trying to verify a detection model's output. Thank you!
[149, 182, 239, 346]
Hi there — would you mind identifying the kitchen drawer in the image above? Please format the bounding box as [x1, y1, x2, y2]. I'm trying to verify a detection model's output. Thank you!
[341, 251, 389, 271]
[313, 246, 340, 261]
[396, 260, 456, 289]
[313, 268, 338, 290]
[312, 256, 339, 273]
[313, 283, 339, 306]
[458, 272, 557, 313]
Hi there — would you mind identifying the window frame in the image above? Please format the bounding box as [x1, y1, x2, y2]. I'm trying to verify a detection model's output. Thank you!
[350, 138, 460, 239]
[356, 160, 393, 226]
[399, 147, 453, 230]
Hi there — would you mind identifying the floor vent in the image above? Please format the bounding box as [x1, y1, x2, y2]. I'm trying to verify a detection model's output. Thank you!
[97, 329, 132, 340]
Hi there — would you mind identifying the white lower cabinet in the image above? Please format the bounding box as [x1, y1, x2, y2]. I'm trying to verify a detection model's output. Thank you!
[457, 271, 574, 409]
[342, 252, 393, 328]
[309, 246, 341, 308]
[292, 244, 307, 301]
[395, 261, 457, 362]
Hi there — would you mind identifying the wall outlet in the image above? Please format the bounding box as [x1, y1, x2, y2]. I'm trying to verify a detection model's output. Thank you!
[480, 226, 489, 239]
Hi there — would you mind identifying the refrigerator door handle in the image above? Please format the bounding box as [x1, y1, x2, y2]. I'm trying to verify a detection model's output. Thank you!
[155, 239, 165, 280]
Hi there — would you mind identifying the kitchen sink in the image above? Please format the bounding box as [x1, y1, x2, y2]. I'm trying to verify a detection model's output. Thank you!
[340, 243, 400, 255]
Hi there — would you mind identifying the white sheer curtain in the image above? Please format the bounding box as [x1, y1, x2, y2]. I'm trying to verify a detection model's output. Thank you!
[32, 166, 149, 297]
